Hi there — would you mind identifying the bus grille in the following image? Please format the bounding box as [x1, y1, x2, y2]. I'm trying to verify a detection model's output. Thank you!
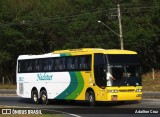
[119, 89, 135, 92]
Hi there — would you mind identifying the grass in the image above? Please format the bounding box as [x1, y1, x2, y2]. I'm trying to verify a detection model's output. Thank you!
[142, 70, 160, 91]
[0, 84, 16, 89]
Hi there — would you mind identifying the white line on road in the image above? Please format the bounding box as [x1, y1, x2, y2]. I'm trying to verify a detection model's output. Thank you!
[42, 108, 82, 117]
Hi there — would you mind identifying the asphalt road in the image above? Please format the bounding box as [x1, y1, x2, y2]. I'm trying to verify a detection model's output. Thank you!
[1, 89, 160, 98]
[0, 96, 160, 117]
[0, 89, 16, 95]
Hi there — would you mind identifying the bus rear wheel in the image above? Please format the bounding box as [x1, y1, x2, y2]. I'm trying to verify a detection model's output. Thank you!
[40, 90, 48, 105]
[31, 90, 39, 104]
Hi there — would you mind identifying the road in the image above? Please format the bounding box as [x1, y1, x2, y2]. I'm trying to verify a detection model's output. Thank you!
[1, 89, 160, 98]
[0, 96, 160, 117]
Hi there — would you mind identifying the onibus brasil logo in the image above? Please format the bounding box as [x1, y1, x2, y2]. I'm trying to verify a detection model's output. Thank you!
[37, 73, 53, 81]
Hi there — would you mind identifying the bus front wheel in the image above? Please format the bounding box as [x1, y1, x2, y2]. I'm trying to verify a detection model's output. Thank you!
[40, 90, 48, 105]
[87, 91, 95, 107]
[31, 90, 39, 104]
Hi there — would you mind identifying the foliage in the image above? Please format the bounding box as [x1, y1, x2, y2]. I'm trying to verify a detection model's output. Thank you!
[0, 0, 159, 83]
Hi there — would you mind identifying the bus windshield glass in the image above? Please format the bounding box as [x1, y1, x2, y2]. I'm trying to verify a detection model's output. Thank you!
[106, 54, 141, 86]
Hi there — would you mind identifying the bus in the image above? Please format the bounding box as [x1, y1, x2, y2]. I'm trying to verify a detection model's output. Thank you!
[16, 48, 142, 106]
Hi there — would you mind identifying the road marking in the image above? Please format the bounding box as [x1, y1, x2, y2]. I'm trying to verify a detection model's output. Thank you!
[42, 108, 82, 117]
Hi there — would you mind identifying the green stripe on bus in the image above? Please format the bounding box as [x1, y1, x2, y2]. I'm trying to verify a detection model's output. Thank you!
[55, 72, 78, 99]
[60, 53, 71, 56]
[65, 72, 78, 99]
[60, 53, 66, 56]
[65, 72, 84, 99]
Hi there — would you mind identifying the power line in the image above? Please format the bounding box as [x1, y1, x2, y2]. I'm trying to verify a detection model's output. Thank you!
[0, 9, 107, 27]
[0, 5, 159, 27]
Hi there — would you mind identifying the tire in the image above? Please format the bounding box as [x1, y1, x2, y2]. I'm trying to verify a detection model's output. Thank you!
[40, 90, 49, 105]
[31, 90, 39, 104]
[87, 91, 95, 107]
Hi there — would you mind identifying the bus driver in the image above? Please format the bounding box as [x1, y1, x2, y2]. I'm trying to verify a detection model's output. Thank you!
[107, 72, 115, 86]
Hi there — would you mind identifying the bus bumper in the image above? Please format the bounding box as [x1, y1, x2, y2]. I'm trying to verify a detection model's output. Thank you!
[96, 87, 142, 101]
[105, 92, 142, 101]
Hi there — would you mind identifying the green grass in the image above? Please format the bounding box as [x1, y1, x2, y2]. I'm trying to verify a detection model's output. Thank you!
[0, 84, 16, 89]
[142, 70, 160, 91]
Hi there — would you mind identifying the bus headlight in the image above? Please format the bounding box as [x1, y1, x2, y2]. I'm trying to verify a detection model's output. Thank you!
[136, 89, 142, 92]
[108, 90, 119, 93]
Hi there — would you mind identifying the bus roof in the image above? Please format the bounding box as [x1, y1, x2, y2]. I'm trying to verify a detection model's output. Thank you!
[53, 48, 137, 54]
[18, 48, 137, 60]
[104, 49, 137, 54]
[18, 53, 59, 60]
[53, 48, 105, 53]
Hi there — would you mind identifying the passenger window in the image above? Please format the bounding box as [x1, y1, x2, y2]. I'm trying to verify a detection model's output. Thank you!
[35, 59, 42, 72]
[67, 57, 79, 70]
[54, 58, 60, 70]
[18, 61, 23, 73]
[44, 59, 53, 71]
[28, 60, 34, 72]
[67, 58, 73, 70]
[59, 58, 65, 70]
[74, 57, 79, 70]
[79, 56, 91, 70]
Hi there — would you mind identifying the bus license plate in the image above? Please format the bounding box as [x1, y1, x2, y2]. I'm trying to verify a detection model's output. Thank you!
[111, 95, 117, 101]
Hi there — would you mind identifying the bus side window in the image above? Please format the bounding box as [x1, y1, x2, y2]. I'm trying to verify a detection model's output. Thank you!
[70, 58, 74, 69]
[59, 58, 65, 70]
[67, 57, 79, 70]
[35, 60, 39, 71]
[49, 58, 54, 71]
[28, 60, 36, 72]
[18, 61, 22, 73]
[35, 59, 43, 72]
[79, 57, 85, 69]
[43, 59, 48, 71]
[67, 57, 72, 70]
[24, 60, 29, 72]
[54, 58, 60, 71]
[44, 59, 52, 71]
[79, 55, 91, 70]
[27, 60, 32, 72]
[85, 56, 91, 70]
[74, 57, 79, 70]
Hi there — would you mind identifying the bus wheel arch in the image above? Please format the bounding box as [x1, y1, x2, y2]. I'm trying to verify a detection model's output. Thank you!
[85, 88, 96, 107]
[31, 87, 39, 104]
[40, 87, 49, 105]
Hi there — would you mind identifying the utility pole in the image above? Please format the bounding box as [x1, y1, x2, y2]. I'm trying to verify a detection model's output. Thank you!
[98, 0, 124, 50]
[117, 0, 124, 50]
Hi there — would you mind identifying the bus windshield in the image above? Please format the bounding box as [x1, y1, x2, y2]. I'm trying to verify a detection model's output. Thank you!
[109, 65, 141, 86]
[106, 54, 141, 86]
